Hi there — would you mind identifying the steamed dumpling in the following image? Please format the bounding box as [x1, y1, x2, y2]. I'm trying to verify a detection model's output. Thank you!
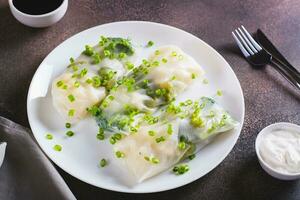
[113, 120, 188, 183]
[146, 45, 204, 95]
[52, 71, 106, 123]
[51, 36, 140, 123]
[51, 56, 126, 123]
[177, 97, 239, 144]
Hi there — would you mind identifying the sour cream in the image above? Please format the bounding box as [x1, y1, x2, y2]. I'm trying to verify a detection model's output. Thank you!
[259, 128, 300, 174]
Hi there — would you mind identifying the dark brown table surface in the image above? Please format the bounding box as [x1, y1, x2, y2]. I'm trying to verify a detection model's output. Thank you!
[0, 0, 300, 199]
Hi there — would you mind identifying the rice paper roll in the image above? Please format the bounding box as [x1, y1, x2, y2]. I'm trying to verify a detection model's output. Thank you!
[113, 120, 189, 183]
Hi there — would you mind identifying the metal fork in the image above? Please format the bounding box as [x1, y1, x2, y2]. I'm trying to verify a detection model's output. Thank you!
[232, 26, 300, 90]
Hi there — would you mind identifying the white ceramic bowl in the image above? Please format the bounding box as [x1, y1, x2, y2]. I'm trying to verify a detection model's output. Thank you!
[255, 122, 300, 180]
[8, 0, 68, 28]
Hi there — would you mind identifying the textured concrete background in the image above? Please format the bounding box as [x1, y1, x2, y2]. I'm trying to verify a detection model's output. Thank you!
[0, 0, 300, 199]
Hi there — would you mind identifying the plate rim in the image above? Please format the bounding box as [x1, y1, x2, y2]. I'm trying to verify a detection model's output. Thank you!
[27, 20, 245, 193]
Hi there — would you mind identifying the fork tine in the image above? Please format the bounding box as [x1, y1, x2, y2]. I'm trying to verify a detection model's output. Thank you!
[232, 31, 250, 57]
[241, 25, 262, 51]
[235, 29, 254, 55]
[238, 28, 258, 53]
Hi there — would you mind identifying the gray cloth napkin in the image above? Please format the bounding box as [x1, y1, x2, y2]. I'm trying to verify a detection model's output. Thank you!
[0, 116, 76, 200]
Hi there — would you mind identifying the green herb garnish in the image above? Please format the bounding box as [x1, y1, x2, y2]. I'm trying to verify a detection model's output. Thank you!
[147, 41, 154, 47]
[173, 164, 189, 175]
[65, 123, 71, 128]
[45, 134, 53, 140]
[188, 154, 196, 160]
[66, 130, 74, 137]
[68, 109, 75, 117]
[115, 151, 125, 158]
[68, 94, 75, 102]
[83, 45, 94, 56]
[53, 145, 62, 152]
[100, 158, 107, 167]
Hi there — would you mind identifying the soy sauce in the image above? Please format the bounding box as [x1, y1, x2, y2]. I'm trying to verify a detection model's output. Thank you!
[12, 0, 63, 15]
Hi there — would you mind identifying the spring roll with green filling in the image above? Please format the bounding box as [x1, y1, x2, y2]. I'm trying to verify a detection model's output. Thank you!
[52, 36, 139, 123]
[113, 119, 189, 183]
[93, 45, 204, 132]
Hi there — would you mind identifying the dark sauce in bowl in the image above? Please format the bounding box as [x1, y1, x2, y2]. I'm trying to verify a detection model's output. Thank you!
[12, 0, 63, 15]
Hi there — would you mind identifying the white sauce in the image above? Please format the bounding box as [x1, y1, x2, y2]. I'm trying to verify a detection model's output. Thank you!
[259, 129, 300, 174]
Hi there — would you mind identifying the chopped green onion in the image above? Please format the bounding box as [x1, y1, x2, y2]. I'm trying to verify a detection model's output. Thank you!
[92, 52, 101, 64]
[98, 127, 104, 134]
[125, 62, 134, 70]
[110, 137, 116, 144]
[171, 76, 176, 80]
[151, 60, 160, 67]
[147, 41, 154, 47]
[173, 164, 189, 175]
[188, 154, 196, 160]
[72, 65, 79, 72]
[113, 133, 122, 140]
[185, 99, 193, 105]
[87, 105, 101, 116]
[74, 81, 80, 88]
[144, 156, 150, 161]
[108, 95, 115, 101]
[83, 45, 94, 56]
[191, 73, 196, 79]
[92, 76, 101, 87]
[65, 122, 71, 128]
[70, 57, 75, 63]
[115, 151, 125, 158]
[155, 50, 160, 55]
[99, 40, 104, 46]
[100, 158, 107, 167]
[217, 90, 223, 96]
[85, 78, 92, 84]
[53, 144, 62, 152]
[68, 109, 75, 117]
[103, 50, 111, 57]
[66, 130, 74, 137]
[118, 52, 126, 59]
[130, 126, 138, 133]
[68, 94, 75, 102]
[101, 100, 108, 108]
[56, 81, 64, 87]
[178, 141, 186, 150]
[143, 115, 159, 125]
[148, 130, 156, 136]
[97, 133, 105, 140]
[155, 136, 165, 143]
[167, 124, 173, 135]
[45, 134, 53, 140]
[79, 68, 88, 78]
[62, 85, 68, 90]
[162, 58, 168, 63]
[171, 51, 177, 56]
[142, 59, 150, 66]
[151, 157, 160, 164]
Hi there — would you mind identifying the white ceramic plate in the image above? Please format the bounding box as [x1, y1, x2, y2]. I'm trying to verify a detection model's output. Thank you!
[27, 21, 244, 193]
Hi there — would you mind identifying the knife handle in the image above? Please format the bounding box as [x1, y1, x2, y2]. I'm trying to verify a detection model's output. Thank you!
[270, 59, 300, 90]
[272, 56, 300, 78]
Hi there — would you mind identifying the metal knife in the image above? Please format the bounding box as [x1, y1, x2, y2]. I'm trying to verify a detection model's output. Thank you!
[256, 29, 300, 75]
[0, 142, 7, 168]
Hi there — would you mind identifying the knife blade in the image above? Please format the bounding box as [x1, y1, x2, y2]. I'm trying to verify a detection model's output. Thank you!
[256, 29, 300, 75]
[0, 142, 7, 168]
